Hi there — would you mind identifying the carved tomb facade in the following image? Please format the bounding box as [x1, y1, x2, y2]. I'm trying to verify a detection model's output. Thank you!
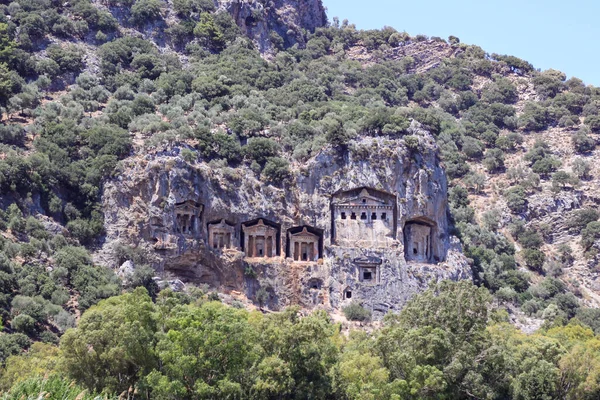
[287, 226, 322, 262]
[332, 188, 397, 248]
[174, 201, 204, 237]
[208, 219, 237, 250]
[242, 219, 279, 258]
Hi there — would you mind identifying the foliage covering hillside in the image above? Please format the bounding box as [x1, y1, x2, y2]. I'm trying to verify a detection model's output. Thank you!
[1, 0, 600, 396]
[3, 282, 600, 399]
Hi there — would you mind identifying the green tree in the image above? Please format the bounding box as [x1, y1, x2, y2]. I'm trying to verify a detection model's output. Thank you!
[376, 281, 495, 399]
[552, 171, 578, 192]
[146, 301, 256, 398]
[254, 308, 340, 399]
[0, 342, 59, 391]
[333, 331, 396, 400]
[194, 13, 225, 51]
[60, 288, 158, 393]
[512, 359, 560, 400]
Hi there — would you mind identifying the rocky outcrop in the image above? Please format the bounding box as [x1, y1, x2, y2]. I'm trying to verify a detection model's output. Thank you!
[347, 39, 463, 73]
[97, 124, 471, 318]
[218, 0, 327, 53]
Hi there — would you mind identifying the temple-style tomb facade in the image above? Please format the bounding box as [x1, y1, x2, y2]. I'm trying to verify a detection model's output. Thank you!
[174, 201, 203, 237]
[287, 226, 322, 262]
[331, 187, 397, 247]
[208, 219, 237, 250]
[242, 219, 279, 258]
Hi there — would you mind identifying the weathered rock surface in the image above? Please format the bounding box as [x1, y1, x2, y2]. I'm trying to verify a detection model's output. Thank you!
[118, 260, 135, 282]
[218, 0, 327, 53]
[97, 125, 471, 318]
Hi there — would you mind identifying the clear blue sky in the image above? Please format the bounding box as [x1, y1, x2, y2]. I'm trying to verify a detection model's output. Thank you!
[323, 0, 599, 86]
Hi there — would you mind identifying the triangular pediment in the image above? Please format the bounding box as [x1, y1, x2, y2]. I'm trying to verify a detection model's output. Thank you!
[175, 200, 203, 212]
[336, 189, 389, 206]
[290, 227, 319, 239]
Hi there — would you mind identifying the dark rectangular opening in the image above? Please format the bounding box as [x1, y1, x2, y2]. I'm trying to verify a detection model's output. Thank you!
[341, 212, 346, 220]
[360, 212, 367, 220]
[346, 291, 352, 299]
[381, 213, 387, 220]
[363, 271, 372, 280]
[371, 212, 377, 220]
[351, 212, 357, 220]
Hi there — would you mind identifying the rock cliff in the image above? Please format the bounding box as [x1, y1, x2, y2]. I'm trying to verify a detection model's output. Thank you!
[218, 0, 328, 53]
[98, 123, 471, 317]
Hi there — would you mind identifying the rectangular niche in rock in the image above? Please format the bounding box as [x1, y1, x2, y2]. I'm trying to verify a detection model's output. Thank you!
[174, 200, 204, 237]
[403, 218, 436, 263]
[242, 219, 280, 258]
[286, 226, 323, 262]
[208, 219, 237, 250]
[355, 256, 382, 284]
[331, 187, 397, 248]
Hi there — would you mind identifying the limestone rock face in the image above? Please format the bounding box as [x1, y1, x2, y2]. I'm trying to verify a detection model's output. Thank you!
[97, 126, 471, 318]
[217, 0, 327, 53]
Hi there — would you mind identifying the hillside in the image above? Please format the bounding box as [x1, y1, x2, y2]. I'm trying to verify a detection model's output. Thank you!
[2, 0, 600, 397]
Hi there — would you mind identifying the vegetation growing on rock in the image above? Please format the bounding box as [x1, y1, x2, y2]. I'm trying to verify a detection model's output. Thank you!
[0, 0, 600, 396]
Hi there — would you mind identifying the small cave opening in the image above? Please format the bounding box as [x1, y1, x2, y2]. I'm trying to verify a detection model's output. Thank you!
[308, 278, 323, 290]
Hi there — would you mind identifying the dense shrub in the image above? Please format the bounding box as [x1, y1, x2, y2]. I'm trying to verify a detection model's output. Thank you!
[244, 138, 280, 166]
[130, 0, 163, 26]
[483, 148, 505, 172]
[481, 76, 518, 104]
[462, 137, 484, 159]
[585, 115, 600, 133]
[524, 141, 560, 175]
[46, 45, 84, 73]
[504, 186, 527, 213]
[342, 302, 372, 322]
[581, 221, 600, 251]
[533, 69, 566, 99]
[567, 208, 599, 233]
[262, 157, 291, 183]
[491, 54, 534, 74]
[519, 102, 550, 131]
[572, 128, 596, 154]
[522, 249, 545, 271]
